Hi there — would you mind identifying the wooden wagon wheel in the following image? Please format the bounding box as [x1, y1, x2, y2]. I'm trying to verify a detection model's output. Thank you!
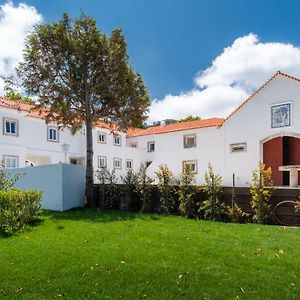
[272, 200, 300, 226]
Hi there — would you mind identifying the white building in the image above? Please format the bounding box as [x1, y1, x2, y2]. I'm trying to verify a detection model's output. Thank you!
[2, 70, 300, 187]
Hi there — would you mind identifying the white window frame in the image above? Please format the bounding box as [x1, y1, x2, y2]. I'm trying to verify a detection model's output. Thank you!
[147, 141, 155, 152]
[98, 156, 107, 168]
[3, 118, 18, 136]
[47, 126, 59, 142]
[97, 131, 107, 144]
[182, 160, 197, 174]
[113, 134, 122, 146]
[113, 157, 122, 170]
[183, 134, 196, 148]
[126, 159, 133, 170]
[3, 155, 19, 169]
[230, 143, 247, 153]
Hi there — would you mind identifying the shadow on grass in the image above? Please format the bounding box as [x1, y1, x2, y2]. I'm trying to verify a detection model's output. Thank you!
[42, 208, 161, 224]
[0, 218, 45, 238]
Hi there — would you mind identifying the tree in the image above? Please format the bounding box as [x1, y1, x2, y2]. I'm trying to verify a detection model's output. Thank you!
[199, 163, 225, 221]
[155, 164, 175, 214]
[17, 13, 150, 204]
[178, 115, 200, 123]
[250, 162, 273, 224]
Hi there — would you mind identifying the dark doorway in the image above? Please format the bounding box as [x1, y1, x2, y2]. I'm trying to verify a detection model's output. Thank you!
[282, 137, 290, 186]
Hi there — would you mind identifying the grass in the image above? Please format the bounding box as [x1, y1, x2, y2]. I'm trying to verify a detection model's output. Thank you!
[0, 209, 300, 299]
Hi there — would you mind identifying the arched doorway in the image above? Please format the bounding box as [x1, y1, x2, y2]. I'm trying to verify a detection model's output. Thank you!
[263, 136, 300, 186]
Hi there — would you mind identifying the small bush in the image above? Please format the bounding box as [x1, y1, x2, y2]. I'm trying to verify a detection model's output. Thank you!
[226, 203, 250, 223]
[178, 165, 197, 218]
[155, 165, 176, 214]
[0, 189, 42, 233]
[135, 164, 153, 213]
[97, 168, 119, 209]
[250, 162, 273, 224]
[121, 170, 139, 211]
[199, 163, 225, 221]
[0, 164, 24, 191]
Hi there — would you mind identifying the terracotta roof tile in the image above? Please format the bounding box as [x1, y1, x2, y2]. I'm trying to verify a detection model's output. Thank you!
[127, 118, 224, 137]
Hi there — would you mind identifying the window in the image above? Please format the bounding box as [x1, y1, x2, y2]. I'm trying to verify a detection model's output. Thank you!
[230, 143, 247, 153]
[113, 158, 122, 169]
[147, 141, 155, 152]
[126, 159, 133, 170]
[48, 127, 58, 142]
[98, 132, 106, 144]
[183, 134, 196, 148]
[182, 160, 197, 174]
[3, 118, 18, 136]
[113, 134, 121, 146]
[129, 142, 137, 148]
[3, 155, 18, 169]
[98, 156, 107, 168]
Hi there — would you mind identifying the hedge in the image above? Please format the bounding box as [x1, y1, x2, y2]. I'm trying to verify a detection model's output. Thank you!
[0, 189, 42, 233]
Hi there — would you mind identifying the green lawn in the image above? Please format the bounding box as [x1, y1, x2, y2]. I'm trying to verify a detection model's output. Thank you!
[0, 209, 300, 299]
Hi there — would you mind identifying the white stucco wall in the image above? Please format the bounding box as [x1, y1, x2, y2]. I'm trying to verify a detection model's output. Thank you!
[7, 164, 85, 211]
[223, 75, 300, 186]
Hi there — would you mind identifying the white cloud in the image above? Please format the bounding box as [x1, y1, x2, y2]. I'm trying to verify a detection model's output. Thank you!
[149, 33, 300, 123]
[0, 1, 42, 94]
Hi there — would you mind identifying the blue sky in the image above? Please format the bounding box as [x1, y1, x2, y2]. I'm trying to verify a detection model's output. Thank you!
[1, 1, 300, 122]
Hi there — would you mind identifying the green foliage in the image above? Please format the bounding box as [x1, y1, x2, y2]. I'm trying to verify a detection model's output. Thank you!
[135, 164, 153, 213]
[0, 189, 42, 233]
[121, 170, 139, 211]
[226, 203, 250, 223]
[155, 165, 175, 214]
[226, 174, 249, 223]
[97, 169, 119, 209]
[295, 200, 300, 216]
[17, 13, 150, 203]
[178, 115, 200, 123]
[199, 163, 225, 221]
[178, 164, 197, 218]
[250, 162, 274, 224]
[0, 163, 24, 191]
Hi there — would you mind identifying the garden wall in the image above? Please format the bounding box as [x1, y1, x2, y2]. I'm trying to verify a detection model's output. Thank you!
[7, 163, 85, 211]
[93, 184, 300, 225]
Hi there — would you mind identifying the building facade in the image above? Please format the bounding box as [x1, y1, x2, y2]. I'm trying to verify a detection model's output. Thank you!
[1, 71, 300, 187]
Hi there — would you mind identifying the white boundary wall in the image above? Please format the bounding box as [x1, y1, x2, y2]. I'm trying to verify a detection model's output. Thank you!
[7, 164, 85, 211]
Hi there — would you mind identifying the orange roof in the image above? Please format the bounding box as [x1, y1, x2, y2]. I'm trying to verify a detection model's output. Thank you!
[222, 70, 300, 124]
[127, 118, 224, 137]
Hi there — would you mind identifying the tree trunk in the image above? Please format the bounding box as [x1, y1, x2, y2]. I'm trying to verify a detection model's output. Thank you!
[85, 117, 94, 206]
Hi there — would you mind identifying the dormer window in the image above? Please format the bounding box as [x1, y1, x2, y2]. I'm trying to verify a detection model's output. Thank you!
[3, 118, 18, 136]
[48, 126, 58, 142]
[113, 134, 121, 146]
[183, 134, 196, 148]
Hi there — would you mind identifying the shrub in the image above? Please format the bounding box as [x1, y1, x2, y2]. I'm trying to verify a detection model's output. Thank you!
[295, 200, 300, 216]
[155, 165, 175, 214]
[135, 164, 153, 213]
[0, 189, 42, 233]
[199, 163, 225, 221]
[121, 170, 139, 211]
[97, 168, 119, 209]
[0, 164, 24, 191]
[250, 162, 273, 224]
[226, 203, 249, 223]
[178, 164, 197, 218]
[226, 174, 249, 223]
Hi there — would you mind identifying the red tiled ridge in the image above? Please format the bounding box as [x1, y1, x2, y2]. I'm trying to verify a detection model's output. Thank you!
[221, 70, 300, 124]
[127, 118, 224, 137]
[0, 97, 133, 132]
